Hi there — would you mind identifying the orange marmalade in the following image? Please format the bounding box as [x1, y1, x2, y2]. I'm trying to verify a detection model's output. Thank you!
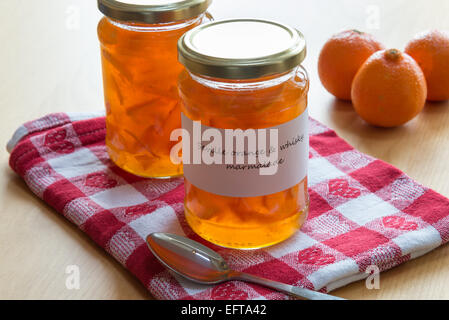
[178, 20, 310, 249]
[97, 0, 212, 178]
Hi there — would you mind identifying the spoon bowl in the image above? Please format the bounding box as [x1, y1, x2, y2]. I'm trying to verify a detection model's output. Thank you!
[147, 232, 230, 284]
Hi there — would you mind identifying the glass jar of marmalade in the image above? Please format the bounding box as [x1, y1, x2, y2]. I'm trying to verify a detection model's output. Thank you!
[97, 0, 212, 178]
[177, 19, 310, 249]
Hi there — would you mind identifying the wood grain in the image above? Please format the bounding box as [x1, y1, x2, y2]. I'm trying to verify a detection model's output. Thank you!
[1, 0, 448, 299]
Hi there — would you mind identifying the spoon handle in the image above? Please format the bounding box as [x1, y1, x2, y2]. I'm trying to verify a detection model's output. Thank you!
[232, 272, 345, 300]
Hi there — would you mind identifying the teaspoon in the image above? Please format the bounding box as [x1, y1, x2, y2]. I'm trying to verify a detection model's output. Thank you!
[146, 232, 345, 300]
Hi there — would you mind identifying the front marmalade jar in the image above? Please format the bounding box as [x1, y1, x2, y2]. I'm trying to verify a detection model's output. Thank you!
[97, 0, 212, 178]
[177, 19, 310, 249]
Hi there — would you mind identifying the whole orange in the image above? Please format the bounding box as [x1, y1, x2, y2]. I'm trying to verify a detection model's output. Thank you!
[405, 30, 449, 101]
[318, 30, 385, 100]
[351, 49, 427, 127]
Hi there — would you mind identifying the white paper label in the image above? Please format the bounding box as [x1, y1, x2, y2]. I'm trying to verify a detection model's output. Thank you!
[181, 109, 309, 197]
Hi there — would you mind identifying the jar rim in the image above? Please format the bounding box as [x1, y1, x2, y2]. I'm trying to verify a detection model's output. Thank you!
[97, 0, 212, 24]
[178, 19, 307, 80]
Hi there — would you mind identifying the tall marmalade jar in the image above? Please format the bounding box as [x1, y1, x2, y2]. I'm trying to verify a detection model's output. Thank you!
[97, 0, 212, 178]
[177, 19, 310, 249]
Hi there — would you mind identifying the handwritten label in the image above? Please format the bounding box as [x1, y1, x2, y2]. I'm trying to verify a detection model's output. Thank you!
[182, 109, 309, 197]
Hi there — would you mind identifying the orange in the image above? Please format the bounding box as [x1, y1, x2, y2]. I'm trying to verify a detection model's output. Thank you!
[405, 30, 449, 101]
[318, 30, 385, 100]
[351, 49, 427, 127]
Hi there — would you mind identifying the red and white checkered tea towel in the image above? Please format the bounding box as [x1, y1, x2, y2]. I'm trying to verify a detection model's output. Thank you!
[8, 112, 449, 300]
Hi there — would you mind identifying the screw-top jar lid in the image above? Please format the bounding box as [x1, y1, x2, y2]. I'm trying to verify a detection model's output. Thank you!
[178, 19, 307, 80]
[98, 0, 212, 24]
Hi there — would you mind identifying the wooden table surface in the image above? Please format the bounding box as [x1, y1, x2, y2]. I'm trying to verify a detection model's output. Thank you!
[1, 0, 449, 300]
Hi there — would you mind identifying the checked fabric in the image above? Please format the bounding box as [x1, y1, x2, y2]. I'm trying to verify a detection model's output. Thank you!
[8, 112, 449, 300]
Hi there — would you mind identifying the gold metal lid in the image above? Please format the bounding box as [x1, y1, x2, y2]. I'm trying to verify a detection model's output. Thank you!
[178, 19, 307, 80]
[98, 0, 212, 24]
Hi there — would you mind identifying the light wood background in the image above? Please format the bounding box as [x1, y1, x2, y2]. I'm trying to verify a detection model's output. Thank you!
[1, 0, 449, 300]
